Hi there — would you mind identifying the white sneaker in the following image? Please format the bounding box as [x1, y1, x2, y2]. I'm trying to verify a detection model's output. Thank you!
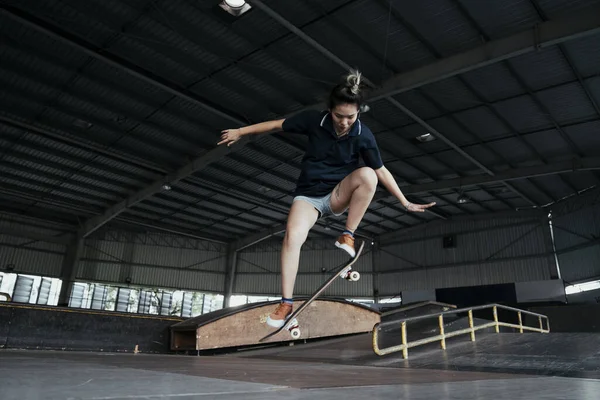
[335, 233, 356, 257]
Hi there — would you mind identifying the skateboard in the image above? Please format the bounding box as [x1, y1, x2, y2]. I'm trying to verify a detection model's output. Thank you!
[259, 241, 365, 342]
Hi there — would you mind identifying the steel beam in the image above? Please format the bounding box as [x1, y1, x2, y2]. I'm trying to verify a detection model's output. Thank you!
[116, 218, 229, 244]
[376, 157, 600, 200]
[379, 235, 600, 275]
[0, 226, 72, 245]
[77, 137, 255, 237]
[234, 223, 287, 252]
[366, 3, 600, 101]
[379, 210, 545, 246]
[0, 184, 230, 244]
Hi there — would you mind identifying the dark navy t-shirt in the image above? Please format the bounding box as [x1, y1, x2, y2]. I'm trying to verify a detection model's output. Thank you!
[282, 109, 384, 197]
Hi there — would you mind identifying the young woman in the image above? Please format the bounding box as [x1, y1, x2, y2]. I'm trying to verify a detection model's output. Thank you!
[218, 70, 435, 328]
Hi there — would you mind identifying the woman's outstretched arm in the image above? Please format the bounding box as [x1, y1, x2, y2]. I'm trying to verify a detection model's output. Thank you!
[218, 119, 285, 147]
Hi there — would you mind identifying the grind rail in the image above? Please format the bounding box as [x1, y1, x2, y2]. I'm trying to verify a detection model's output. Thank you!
[372, 303, 550, 358]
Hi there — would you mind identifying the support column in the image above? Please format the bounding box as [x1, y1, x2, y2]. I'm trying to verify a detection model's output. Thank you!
[372, 240, 380, 303]
[223, 244, 238, 308]
[544, 213, 562, 280]
[119, 232, 135, 284]
[57, 236, 84, 307]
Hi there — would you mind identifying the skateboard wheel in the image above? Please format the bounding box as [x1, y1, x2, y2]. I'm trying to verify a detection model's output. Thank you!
[348, 271, 360, 281]
[290, 328, 301, 339]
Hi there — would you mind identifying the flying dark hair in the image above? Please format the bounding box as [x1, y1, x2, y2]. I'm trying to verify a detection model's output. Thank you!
[328, 70, 364, 110]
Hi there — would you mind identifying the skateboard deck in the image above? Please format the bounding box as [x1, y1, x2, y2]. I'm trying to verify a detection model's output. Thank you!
[259, 241, 365, 342]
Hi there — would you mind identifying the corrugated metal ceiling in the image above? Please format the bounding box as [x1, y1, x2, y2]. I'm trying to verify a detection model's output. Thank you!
[0, 0, 599, 244]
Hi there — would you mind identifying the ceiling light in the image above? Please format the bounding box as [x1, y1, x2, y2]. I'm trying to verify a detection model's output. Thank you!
[162, 183, 172, 191]
[72, 119, 93, 129]
[220, 0, 251, 16]
[225, 0, 245, 8]
[457, 193, 468, 204]
[415, 133, 435, 143]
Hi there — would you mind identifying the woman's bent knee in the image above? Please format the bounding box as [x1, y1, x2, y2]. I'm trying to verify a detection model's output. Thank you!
[357, 167, 378, 187]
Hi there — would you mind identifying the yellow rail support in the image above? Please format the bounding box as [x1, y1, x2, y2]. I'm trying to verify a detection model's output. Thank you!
[468, 309, 475, 341]
[372, 303, 550, 358]
[518, 311, 523, 333]
[401, 321, 407, 359]
[493, 305, 499, 333]
[438, 315, 446, 350]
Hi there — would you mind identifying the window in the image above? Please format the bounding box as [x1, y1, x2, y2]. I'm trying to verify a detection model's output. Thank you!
[565, 280, 600, 295]
[229, 295, 280, 306]
[378, 297, 402, 304]
[68, 281, 225, 317]
[0, 272, 61, 305]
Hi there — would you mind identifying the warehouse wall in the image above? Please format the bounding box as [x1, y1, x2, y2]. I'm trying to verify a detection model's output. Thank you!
[79, 230, 227, 292]
[9, 196, 595, 305]
[0, 213, 229, 294]
[376, 211, 556, 296]
[551, 187, 600, 283]
[0, 215, 68, 277]
[234, 238, 375, 298]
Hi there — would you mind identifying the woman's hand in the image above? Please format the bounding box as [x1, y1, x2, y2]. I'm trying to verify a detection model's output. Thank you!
[218, 128, 242, 147]
[405, 201, 436, 212]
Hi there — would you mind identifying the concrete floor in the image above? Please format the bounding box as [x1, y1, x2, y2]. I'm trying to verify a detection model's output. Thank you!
[2, 332, 600, 399]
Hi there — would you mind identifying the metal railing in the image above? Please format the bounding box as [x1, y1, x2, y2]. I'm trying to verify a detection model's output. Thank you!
[372, 303, 550, 358]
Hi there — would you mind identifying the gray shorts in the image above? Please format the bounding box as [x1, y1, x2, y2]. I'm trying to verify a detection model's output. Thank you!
[293, 192, 346, 219]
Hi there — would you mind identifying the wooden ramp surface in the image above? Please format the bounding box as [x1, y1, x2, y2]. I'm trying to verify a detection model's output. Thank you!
[171, 298, 380, 351]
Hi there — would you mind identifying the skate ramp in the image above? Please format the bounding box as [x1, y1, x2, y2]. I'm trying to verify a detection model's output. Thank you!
[170, 298, 380, 351]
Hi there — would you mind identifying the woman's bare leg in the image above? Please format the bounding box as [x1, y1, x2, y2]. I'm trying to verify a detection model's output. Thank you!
[281, 200, 319, 298]
[267, 199, 319, 328]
